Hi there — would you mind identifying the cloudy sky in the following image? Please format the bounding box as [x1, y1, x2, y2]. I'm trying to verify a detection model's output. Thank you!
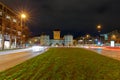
[1, 0, 120, 37]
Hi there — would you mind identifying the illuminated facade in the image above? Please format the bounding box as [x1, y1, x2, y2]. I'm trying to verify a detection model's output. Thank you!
[27, 30, 73, 47]
[0, 2, 30, 49]
[94, 30, 120, 46]
[53, 29, 60, 40]
[64, 35, 73, 46]
[39, 29, 73, 46]
[101, 30, 120, 44]
[40, 35, 50, 46]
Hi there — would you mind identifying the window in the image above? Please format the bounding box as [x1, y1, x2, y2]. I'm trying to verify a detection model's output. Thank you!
[18, 31, 21, 35]
[13, 19, 17, 23]
[6, 15, 10, 19]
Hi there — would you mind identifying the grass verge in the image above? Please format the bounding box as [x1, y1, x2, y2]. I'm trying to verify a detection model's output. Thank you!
[0, 48, 120, 80]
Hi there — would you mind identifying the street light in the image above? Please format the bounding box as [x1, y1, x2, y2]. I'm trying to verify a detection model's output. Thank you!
[86, 34, 90, 38]
[97, 25, 102, 44]
[85, 34, 90, 44]
[21, 13, 26, 27]
[20, 13, 26, 48]
[97, 25, 101, 32]
[21, 14, 26, 19]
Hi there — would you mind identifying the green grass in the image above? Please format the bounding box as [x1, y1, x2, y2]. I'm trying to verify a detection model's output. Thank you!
[0, 48, 120, 80]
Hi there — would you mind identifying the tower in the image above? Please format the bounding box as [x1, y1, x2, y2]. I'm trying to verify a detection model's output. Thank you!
[53, 29, 60, 40]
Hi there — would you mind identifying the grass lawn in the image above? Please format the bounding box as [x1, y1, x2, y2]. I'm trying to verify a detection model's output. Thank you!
[0, 48, 120, 80]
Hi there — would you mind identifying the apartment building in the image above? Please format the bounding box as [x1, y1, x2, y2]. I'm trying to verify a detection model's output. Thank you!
[0, 2, 30, 49]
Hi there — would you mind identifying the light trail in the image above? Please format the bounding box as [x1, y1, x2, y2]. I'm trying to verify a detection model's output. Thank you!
[0, 48, 31, 55]
[0, 46, 48, 55]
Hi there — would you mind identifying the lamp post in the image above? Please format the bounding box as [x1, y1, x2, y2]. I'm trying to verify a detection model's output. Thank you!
[20, 13, 26, 48]
[97, 25, 101, 32]
[86, 34, 90, 38]
[21, 14, 26, 27]
[97, 25, 102, 44]
[86, 34, 90, 44]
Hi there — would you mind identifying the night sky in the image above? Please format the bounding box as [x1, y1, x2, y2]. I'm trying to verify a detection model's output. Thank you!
[1, 0, 120, 38]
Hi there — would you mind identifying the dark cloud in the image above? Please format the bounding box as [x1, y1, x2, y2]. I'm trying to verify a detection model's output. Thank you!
[1, 0, 120, 37]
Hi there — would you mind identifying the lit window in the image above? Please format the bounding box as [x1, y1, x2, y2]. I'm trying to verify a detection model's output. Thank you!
[6, 27, 10, 30]
[6, 15, 10, 19]
[23, 35, 25, 37]
[29, 41, 32, 44]
[35, 39, 37, 42]
[18, 31, 21, 35]
[13, 19, 17, 23]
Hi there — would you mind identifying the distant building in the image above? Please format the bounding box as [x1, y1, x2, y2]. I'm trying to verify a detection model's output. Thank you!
[50, 39, 64, 46]
[40, 35, 50, 46]
[27, 37, 40, 46]
[100, 30, 120, 45]
[39, 29, 73, 46]
[53, 29, 60, 40]
[108, 30, 120, 43]
[64, 35, 73, 46]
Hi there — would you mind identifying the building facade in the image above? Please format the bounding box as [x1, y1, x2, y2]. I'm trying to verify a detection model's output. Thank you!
[28, 29, 74, 46]
[40, 35, 50, 46]
[0, 2, 30, 49]
[64, 35, 73, 46]
[40, 30, 73, 46]
[101, 30, 120, 45]
[53, 29, 61, 40]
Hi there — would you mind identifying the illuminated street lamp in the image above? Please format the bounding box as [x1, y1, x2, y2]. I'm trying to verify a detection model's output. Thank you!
[21, 13, 26, 27]
[20, 13, 26, 47]
[85, 34, 90, 44]
[86, 34, 90, 38]
[97, 25, 101, 32]
[97, 25, 102, 44]
[21, 14, 26, 19]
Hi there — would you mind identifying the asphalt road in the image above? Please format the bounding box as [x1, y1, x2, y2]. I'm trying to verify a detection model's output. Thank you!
[90, 48, 120, 61]
[0, 48, 46, 72]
